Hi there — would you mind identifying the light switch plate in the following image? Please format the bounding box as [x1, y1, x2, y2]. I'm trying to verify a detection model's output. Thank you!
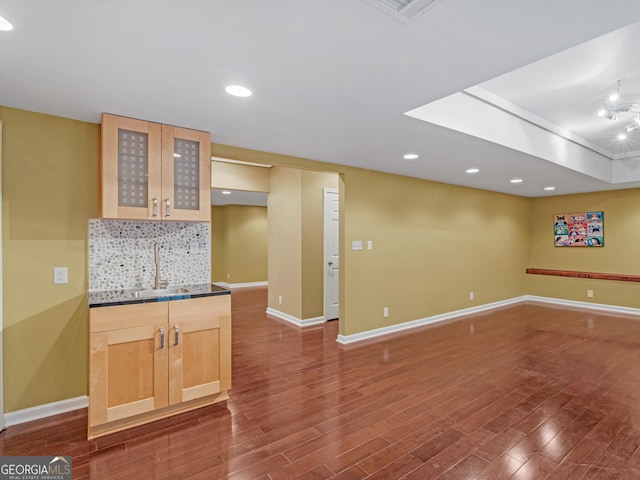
[352, 240, 363, 251]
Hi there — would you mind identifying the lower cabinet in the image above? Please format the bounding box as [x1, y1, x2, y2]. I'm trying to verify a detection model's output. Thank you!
[88, 295, 231, 439]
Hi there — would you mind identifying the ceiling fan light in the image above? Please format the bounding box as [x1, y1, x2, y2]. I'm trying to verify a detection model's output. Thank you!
[608, 80, 621, 103]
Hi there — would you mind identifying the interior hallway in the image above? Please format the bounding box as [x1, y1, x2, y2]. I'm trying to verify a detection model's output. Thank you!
[3, 287, 640, 479]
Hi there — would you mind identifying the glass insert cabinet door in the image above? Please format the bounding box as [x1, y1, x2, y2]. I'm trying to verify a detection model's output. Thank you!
[101, 113, 211, 222]
[161, 124, 211, 222]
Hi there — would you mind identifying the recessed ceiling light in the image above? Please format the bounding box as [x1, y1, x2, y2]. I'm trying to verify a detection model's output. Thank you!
[0, 16, 13, 31]
[510, 178, 523, 184]
[221, 190, 232, 195]
[403, 153, 419, 160]
[225, 85, 252, 97]
[618, 132, 627, 140]
[465, 168, 479, 174]
[543, 186, 556, 191]
[596, 108, 606, 117]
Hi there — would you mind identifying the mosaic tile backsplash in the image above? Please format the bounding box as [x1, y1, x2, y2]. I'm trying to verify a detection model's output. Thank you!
[89, 220, 210, 292]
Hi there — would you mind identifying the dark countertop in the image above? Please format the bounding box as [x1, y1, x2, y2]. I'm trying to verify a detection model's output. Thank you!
[88, 283, 230, 308]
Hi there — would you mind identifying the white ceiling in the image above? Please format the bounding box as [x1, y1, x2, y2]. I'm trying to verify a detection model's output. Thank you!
[3, 1, 640, 197]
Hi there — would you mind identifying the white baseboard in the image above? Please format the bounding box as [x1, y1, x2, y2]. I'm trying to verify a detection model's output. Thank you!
[337, 294, 640, 345]
[266, 308, 325, 327]
[337, 296, 527, 345]
[5, 396, 89, 426]
[525, 295, 640, 316]
[214, 281, 267, 289]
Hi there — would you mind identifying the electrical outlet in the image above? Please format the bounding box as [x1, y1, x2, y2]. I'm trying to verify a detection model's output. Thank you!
[470, 292, 474, 300]
[278, 295, 283, 305]
[53, 267, 68, 284]
[587, 290, 594, 298]
[383, 307, 389, 317]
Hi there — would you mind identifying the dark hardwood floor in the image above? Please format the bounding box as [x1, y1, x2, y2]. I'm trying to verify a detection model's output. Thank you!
[4, 287, 640, 479]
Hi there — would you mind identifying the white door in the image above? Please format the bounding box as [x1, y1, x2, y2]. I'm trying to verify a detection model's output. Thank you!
[323, 188, 339, 320]
[0, 121, 5, 430]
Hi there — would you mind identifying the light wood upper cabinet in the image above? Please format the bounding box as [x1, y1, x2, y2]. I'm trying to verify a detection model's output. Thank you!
[88, 295, 231, 439]
[100, 113, 211, 222]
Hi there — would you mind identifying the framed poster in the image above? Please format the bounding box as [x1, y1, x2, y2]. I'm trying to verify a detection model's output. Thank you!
[554, 212, 603, 247]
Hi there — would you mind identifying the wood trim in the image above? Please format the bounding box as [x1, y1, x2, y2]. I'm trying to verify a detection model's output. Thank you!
[161, 123, 175, 220]
[168, 323, 184, 405]
[100, 113, 119, 219]
[218, 296, 232, 391]
[107, 325, 155, 345]
[169, 296, 221, 328]
[88, 332, 108, 427]
[88, 392, 228, 439]
[526, 268, 640, 283]
[107, 398, 155, 423]
[182, 381, 221, 402]
[90, 302, 168, 333]
[197, 130, 212, 222]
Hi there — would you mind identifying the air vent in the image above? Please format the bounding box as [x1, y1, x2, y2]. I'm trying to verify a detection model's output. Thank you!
[363, 0, 446, 23]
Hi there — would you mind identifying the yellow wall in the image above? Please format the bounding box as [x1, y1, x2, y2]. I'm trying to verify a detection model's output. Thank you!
[213, 144, 532, 335]
[528, 189, 640, 307]
[5, 108, 636, 413]
[211, 206, 227, 283]
[211, 161, 270, 192]
[1, 107, 99, 412]
[267, 167, 303, 318]
[211, 205, 267, 284]
[340, 168, 531, 335]
[265, 166, 339, 320]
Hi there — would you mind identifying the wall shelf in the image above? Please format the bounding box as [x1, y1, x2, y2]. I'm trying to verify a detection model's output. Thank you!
[526, 268, 640, 283]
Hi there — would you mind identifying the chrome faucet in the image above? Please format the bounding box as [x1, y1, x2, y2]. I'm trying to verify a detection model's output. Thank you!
[153, 242, 168, 290]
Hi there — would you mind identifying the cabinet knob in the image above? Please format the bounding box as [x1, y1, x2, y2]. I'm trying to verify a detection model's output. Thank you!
[152, 198, 159, 217]
[174, 325, 179, 345]
[165, 198, 171, 217]
[159, 327, 165, 349]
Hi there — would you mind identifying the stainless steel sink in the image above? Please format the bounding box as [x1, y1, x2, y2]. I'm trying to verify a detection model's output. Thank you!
[128, 287, 191, 299]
